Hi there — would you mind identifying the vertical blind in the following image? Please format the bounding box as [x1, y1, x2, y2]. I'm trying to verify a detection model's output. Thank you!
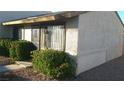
[31, 28, 40, 49]
[18, 25, 65, 51]
[47, 25, 65, 51]
[18, 28, 25, 40]
[40, 25, 65, 51]
[40, 28, 45, 49]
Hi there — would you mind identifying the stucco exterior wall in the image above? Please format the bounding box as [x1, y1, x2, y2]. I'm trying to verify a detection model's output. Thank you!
[65, 17, 79, 55]
[77, 11, 124, 75]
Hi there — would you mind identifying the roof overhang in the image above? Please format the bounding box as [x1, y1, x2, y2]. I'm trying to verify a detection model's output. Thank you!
[2, 11, 85, 26]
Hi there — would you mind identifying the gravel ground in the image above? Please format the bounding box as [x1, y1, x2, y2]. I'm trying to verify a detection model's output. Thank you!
[0, 67, 46, 81]
[76, 55, 124, 81]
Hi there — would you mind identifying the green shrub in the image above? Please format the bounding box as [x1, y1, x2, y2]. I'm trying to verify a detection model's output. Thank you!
[32, 49, 76, 80]
[0, 46, 7, 56]
[10, 40, 37, 61]
[0, 39, 13, 56]
[0, 39, 37, 61]
[9, 47, 16, 59]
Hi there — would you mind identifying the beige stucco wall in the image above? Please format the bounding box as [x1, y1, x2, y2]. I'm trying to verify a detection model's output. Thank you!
[77, 11, 124, 75]
[65, 17, 79, 55]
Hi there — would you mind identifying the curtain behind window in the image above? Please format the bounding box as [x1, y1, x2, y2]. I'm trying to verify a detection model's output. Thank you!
[47, 25, 65, 51]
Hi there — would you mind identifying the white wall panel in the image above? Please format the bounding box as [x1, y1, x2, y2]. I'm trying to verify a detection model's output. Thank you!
[65, 17, 79, 55]
[77, 12, 124, 75]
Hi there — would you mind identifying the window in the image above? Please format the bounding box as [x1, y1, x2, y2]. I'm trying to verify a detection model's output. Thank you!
[40, 27, 46, 49]
[47, 25, 65, 51]
[18, 28, 25, 40]
[18, 25, 65, 51]
[31, 28, 40, 49]
[40, 25, 65, 51]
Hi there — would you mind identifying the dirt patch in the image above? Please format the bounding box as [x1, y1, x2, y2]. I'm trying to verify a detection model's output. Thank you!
[0, 56, 15, 66]
[0, 67, 48, 81]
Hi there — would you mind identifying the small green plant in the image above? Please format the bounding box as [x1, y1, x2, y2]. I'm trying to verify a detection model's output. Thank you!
[32, 49, 76, 80]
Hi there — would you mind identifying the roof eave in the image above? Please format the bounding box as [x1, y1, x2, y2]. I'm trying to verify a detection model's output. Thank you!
[2, 15, 56, 26]
[2, 11, 84, 26]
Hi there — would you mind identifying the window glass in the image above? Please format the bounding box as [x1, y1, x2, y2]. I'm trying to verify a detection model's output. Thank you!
[32, 28, 40, 49]
[47, 25, 65, 51]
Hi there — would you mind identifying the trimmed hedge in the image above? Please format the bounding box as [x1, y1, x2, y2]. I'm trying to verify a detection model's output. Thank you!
[32, 49, 76, 80]
[9, 40, 37, 61]
[0, 39, 13, 56]
[0, 46, 7, 56]
[0, 39, 37, 61]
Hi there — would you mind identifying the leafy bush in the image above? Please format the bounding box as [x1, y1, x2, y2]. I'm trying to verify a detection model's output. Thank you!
[9, 47, 16, 59]
[0, 46, 7, 56]
[0, 39, 37, 61]
[32, 49, 76, 80]
[0, 39, 13, 56]
[10, 40, 37, 61]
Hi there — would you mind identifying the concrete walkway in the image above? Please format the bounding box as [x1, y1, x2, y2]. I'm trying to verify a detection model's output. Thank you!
[0, 61, 32, 73]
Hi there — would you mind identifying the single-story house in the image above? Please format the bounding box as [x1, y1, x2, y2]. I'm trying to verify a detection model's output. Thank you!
[0, 11, 124, 75]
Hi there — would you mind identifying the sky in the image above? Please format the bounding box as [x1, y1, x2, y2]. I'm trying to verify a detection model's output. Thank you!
[118, 11, 124, 23]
